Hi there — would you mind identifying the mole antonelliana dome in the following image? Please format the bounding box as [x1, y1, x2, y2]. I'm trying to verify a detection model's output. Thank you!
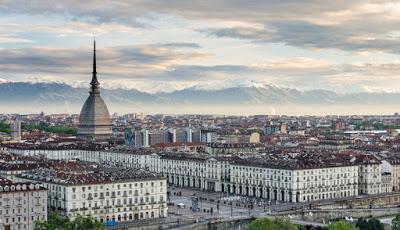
[77, 40, 112, 141]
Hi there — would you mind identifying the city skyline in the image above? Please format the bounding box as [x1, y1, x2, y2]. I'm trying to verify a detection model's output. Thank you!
[2, 2, 400, 229]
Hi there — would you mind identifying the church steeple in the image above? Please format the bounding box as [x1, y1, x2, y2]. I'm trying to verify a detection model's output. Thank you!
[90, 39, 100, 94]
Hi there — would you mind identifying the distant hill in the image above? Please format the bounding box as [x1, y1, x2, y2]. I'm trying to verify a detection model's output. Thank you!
[1, 82, 399, 112]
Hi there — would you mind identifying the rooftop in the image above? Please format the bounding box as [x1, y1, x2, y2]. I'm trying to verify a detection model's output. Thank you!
[19, 166, 164, 186]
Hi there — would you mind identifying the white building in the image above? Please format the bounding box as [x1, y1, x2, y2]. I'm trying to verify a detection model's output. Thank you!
[5, 145, 385, 203]
[11, 120, 21, 142]
[18, 167, 168, 223]
[230, 155, 359, 203]
[0, 178, 47, 230]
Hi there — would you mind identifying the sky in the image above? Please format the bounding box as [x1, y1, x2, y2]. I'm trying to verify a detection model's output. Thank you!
[1, 0, 400, 94]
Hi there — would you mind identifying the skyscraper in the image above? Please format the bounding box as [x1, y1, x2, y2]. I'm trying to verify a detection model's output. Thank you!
[77, 40, 112, 141]
[11, 119, 21, 141]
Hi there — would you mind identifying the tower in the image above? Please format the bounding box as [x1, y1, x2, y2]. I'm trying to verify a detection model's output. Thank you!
[11, 119, 21, 141]
[77, 40, 112, 142]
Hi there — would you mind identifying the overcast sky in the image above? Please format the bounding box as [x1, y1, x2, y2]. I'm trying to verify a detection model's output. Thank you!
[1, 0, 400, 93]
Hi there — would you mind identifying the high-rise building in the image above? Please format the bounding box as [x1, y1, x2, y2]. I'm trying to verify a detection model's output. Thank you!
[77, 40, 112, 142]
[124, 128, 146, 147]
[11, 119, 21, 141]
[148, 130, 170, 146]
[200, 130, 217, 143]
[171, 128, 190, 143]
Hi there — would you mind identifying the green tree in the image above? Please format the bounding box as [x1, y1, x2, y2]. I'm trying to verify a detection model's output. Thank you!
[356, 218, 369, 230]
[329, 221, 358, 230]
[0, 122, 11, 134]
[69, 215, 103, 230]
[247, 217, 296, 230]
[247, 217, 275, 230]
[355, 217, 383, 230]
[367, 218, 384, 230]
[34, 212, 103, 230]
[22, 122, 77, 135]
[392, 214, 400, 230]
[272, 217, 297, 230]
[297, 226, 307, 230]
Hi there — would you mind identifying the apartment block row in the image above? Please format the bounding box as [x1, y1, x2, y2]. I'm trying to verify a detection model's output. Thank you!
[6, 146, 391, 203]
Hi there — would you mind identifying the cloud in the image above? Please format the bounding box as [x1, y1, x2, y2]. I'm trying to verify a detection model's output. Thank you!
[2, 43, 400, 94]
[158, 42, 201, 49]
[2, 0, 399, 54]
[0, 34, 33, 44]
[0, 44, 208, 81]
[1, 1, 400, 94]
[204, 20, 400, 54]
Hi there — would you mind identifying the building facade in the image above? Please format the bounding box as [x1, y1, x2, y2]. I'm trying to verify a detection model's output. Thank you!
[0, 179, 47, 230]
[18, 167, 167, 223]
[6, 146, 387, 203]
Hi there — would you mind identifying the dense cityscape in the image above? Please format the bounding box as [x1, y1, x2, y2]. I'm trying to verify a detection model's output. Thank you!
[2, 54, 400, 228]
[2, 1, 400, 230]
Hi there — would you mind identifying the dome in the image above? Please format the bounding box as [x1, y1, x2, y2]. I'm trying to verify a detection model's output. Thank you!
[79, 94, 111, 126]
[78, 93, 112, 140]
[77, 94, 112, 141]
[77, 40, 112, 141]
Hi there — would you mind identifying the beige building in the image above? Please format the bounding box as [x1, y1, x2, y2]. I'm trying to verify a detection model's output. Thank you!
[230, 156, 359, 203]
[18, 167, 167, 223]
[249, 132, 260, 143]
[6, 145, 387, 203]
[0, 178, 47, 230]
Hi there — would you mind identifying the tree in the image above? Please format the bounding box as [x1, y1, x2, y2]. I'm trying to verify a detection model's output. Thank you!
[367, 218, 384, 230]
[69, 215, 103, 230]
[34, 212, 103, 230]
[297, 226, 307, 230]
[355, 217, 383, 230]
[329, 221, 358, 230]
[392, 214, 400, 230]
[247, 217, 275, 230]
[272, 217, 297, 230]
[247, 217, 296, 230]
[355, 218, 369, 230]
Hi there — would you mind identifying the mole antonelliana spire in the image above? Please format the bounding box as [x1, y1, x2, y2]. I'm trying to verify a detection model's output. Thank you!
[90, 39, 99, 94]
[77, 40, 112, 141]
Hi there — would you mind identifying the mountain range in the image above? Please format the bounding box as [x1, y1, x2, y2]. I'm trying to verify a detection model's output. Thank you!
[0, 82, 399, 113]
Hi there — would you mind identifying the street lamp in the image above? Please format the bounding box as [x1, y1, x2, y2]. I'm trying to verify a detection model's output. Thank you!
[230, 202, 233, 217]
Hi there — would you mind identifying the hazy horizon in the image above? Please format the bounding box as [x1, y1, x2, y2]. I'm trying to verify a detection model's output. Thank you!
[1, 1, 400, 115]
[2, 104, 399, 116]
